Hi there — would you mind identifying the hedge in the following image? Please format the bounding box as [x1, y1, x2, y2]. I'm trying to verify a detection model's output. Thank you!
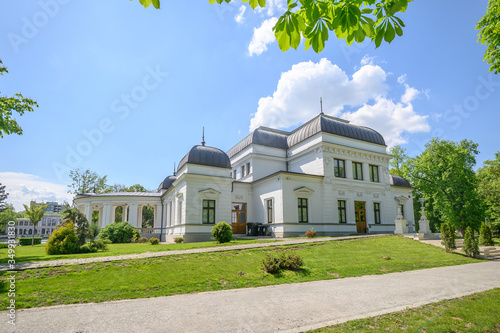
[18, 237, 42, 246]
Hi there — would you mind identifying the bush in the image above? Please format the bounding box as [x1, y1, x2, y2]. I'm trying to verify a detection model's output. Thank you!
[0, 244, 9, 249]
[149, 237, 159, 245]
[45, 223, 80, 255]
[262, 252, 304, 274]
[305, 228, 317, 238]
[98, 222, 140, 243]
[463, 226, 479, 258]
[211, 222, 232, 243]
[479, 222, 494, 246]
[79, 239, 110, 253]
[440, 222, 456, 252]
[18, 237, 42, 246]
[89, 222, 100, 240]
[174, 237, 184, 244]
[138, 237, 148, 243]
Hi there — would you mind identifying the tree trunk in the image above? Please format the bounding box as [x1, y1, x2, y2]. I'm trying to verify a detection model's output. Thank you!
[32, 225, 35, 246]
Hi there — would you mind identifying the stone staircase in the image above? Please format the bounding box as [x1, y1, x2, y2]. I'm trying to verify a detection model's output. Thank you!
[480, 247, 500, 260]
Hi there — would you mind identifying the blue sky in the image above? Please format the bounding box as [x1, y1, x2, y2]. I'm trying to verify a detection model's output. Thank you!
[0, 0, 498, 210]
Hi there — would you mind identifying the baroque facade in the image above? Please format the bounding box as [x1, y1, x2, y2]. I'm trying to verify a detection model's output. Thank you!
[74, 114, 414, 242]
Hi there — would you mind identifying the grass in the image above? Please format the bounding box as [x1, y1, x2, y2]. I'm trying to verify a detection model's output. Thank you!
[310, 288, 500, 332]
[0, 238, 279, 264]
[0, 236, 482, 309]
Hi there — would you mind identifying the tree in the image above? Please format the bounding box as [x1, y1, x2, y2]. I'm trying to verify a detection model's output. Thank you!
[0, 204, 21, 234]
[479, 221, 494, 246]
[462, 226, 479, 258]
[476, 0, 500, 74]
[0, 60, 38, 138]
[388, 145, 409, 177]
[136, 0, 411, 53]
[61, 206, 90, 246]
[408, 138, 484, 235]
[68, 168, 110, 194]
[22, 202, 49, 246]
[0, 182, 8, 212]
[477, 152, 500, 234]
[440, 222, 456, 253]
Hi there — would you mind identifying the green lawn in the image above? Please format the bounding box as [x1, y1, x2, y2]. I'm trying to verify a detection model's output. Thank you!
[0, 236, 481, 309]
[0, 238, 279, 264]
[311, 288, 500, 332]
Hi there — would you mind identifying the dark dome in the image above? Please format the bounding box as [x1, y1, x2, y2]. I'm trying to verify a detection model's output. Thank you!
[157, 175, 177, 192]
[227, 127, 288, 158]
[178, 145, 231, 172]
[390, 175, 412, 188]
[287, 114, 386, 147]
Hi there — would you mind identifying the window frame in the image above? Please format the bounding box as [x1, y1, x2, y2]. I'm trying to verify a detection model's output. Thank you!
[338, 200, 347, 223]
[266, 199, 273, 224]
[298, 198, 309, 223]
[352, 162, 363, 180]
[202, 199, 216, 224]
[334, 158, 346, 178]
[373, 202, 381, 224]
[369, 165, 379, 182]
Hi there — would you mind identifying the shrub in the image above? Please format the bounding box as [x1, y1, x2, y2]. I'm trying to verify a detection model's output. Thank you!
[18, 237, 42, 246]
[463, 226, 479, 258]
[45, 223, 80, 255]
[98, 222, 140, 243]
[149, 237, 159, 245]
[211, 222, 232, 243]
[262, 252, 304, 274]
[305, 228, 317, 238]
[174, 237, 184, 244]
[138, 237, 148, 243]
[79, 239, 110, 253]
[89, 222, 100, 240]
[0, 244, 9, 249]
[479, 222, 494, 246]
[440, 222, 456, 252]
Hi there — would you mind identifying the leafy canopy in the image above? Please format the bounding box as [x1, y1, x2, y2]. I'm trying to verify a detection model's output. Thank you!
[68, 168, 110, 194]
[476, 0, 500, 73]
[477, 152, 500, 224]
[23, 201, 49, 246]
[135, 0, 411, 53]
[0, 60, 38, 138]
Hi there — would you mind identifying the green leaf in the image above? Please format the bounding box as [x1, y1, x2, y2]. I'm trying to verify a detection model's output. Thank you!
[139, 0, 152, 8]
[249, 0, 258, 9]
[152, 0, 160, 9]
[384, 22, 395, 43]
[394, 22, 403, 36]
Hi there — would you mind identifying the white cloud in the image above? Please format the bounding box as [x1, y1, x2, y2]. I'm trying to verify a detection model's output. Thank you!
[0, 172, 74, 211]
[360, 54, 375, 66]
[248, 17, 278, 56]
[249, 58, 430, 147]
[401, 86, 420, 104]
[235, 5, 246, 24]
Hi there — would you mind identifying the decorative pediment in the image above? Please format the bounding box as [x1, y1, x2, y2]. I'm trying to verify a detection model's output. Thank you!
[294, 186, 314, 196]
[198, 188, 221, 197]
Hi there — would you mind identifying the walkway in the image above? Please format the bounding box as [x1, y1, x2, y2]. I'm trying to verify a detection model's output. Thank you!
[1, 234, 384, 272]
[4, 261, 499, 333]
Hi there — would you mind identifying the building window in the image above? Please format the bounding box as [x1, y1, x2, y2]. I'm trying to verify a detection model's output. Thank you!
[338, 200, 346, 223]
[334, 159, 345, 178]
[369, 165, 379, 182]
[374, 203, 381, 224]
[233, 170, 236, 179]
[246, 162, 250, 175]
[241, 165, 245, 178]
[298, 198, 308, 223]
[266, 199, 273, 223]
[202, 199, 216, 224]
[352, 162, 363, 180]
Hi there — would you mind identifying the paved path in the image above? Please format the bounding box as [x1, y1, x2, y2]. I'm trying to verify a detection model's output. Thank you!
[3, 261, 499, 333]
[1, 234, 383, 271]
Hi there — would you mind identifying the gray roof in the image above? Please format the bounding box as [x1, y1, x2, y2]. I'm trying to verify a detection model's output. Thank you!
[157, 175, 177, 192]
[390, 175, 412, 188]
[227, 127, 288, 158]
[287, 114, 386, 147]
[75, 192, 161, 198]
[178, 145, 231, 172]
[227, 114, 386, 158]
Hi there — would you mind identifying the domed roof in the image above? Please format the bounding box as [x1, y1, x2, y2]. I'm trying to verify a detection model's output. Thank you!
[157, 175, 177, 192]
[178, 145, 231, 172]
[390, 175, 412, 188]
[287, 114, 386, 147]
[227, 127, 288, 158]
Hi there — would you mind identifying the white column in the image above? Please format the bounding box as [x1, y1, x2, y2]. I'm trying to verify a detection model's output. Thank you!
[122, 205, 128, 222]
[102, 203, 112, 228]
[98, 208, 103, 228]
[111, 206, 116, 224]
[84, 204, 92, 223]
[129, 204, 138, 227]
[154, 204, 162, 228]
[345, 160, 353, 179]
[138, 205, 144, 228]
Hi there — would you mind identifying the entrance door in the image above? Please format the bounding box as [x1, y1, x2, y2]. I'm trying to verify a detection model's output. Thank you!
[231, 203, 247, 234]
[354, 201, 367, 233]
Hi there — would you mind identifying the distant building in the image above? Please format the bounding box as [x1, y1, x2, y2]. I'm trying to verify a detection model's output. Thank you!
[16, 214, 63, 237]
[31, 200, 65, 214]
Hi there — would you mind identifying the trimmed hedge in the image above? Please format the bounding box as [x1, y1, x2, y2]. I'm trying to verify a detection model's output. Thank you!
[18, 237, 42, 246]
[211, 222, 232, 243]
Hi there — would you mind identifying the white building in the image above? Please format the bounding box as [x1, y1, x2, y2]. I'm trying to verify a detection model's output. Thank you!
[74, 114, 414, 242]
[16, 214, 63, 237]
